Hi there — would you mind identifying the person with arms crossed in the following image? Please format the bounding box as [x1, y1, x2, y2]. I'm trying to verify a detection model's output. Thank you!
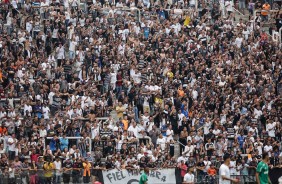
[219, 154, 239, 184]
[256, 152, 272, 184]
[140, 167, 149, 184]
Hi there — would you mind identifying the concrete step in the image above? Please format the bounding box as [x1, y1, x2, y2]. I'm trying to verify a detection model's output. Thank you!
[174, 141, 180, 158]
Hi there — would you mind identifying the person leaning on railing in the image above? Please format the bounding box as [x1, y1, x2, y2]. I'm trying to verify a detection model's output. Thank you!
[43, 161, 54, 184]
[29, 160, 38, 184]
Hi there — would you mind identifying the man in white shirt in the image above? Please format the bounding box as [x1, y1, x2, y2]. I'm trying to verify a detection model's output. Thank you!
[266, 121, 276, 138]
[69, 37, 77, 60]
[42, 103, 50, 119]
[128, 121, 139, 138]
[91, 123, 99, 139]
[183, 141, 195, 157]
[219, 154, 239, 184]
[264, 141, 273, 157]
[54, 157, 62, 183]
[7, 134, 17, 160]
[183, 167, 195, 184]
[24, 103, 32, 116]
[166, 125, 174, 142]
[56, 43, 65, 67]
[225, 0, 234, 14]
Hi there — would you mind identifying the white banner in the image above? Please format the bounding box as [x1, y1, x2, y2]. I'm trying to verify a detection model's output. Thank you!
[102, 168, 176, 184]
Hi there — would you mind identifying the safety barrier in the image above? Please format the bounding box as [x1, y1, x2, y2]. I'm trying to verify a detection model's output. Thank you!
[45, 136, 92, 152]
[1, 167, 281, 184]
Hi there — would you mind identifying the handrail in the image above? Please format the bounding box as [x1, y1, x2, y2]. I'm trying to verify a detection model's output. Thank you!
[177, 140, 186, 147]
[45, 136, 92, 152]
[233, 7, 244, 16]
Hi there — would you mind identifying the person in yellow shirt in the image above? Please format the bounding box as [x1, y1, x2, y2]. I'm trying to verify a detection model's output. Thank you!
[116, 102, 125, 118]
[83, 160, 92, 183]
[167, 70, 174, 79]
[184, 15, 191, 26]
[43, 161, 54, 184]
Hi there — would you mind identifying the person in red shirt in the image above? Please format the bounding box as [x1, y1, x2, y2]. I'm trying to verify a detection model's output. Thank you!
[116, 70, 123, 95]
[0, 125, 7, 136]
[30, 149, 40, 163]
[178, 160, 188, 182]
[260, 30, 268, 45]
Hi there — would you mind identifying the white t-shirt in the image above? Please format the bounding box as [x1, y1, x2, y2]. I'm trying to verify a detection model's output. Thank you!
[225, 1, 233, 12]
[266, 122, 276, 137]
[166, 129, 174, 142]
[219, 164, 231, 184]
[235, 37, 243, 48]
[184, 145, 195, 156]
[264, 145, 273, 157]
[7, 138, 17, 151]
[156, 137, 166, 150]
[39, 129, 47, 138]
[230, 161, 237, 175]
[69, 41, 77, 52]
[42, 106, 50, 119]
[184, 173, 195, 183]
[54, 160, 62, 170]
[128, 126, 138, 138]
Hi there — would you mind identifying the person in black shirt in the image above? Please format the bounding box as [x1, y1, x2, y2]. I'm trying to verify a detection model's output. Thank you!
[62, 159, 73, 184]
[0, 157, 8, 171]
[72, 158, 83, 184]
[205, 128, 216, 142]
[270, 152, 279, 167]
[138, 156, 147, 169]
[196, 157, 205, 182]
[104, 142, 114, 156]
[147, 158, 155, 169]
[120, 144, 129, 159]
[105, 157, 115, 170]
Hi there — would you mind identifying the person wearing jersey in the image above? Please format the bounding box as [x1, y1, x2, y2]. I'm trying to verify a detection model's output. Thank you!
[139, 167, 149, 184]
[256, 152, 272, 184]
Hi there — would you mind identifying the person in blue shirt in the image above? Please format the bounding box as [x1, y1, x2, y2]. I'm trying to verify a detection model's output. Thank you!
[181, 105, 189, 118]
[49, 135, 58, 152]
[161, 123, 168, 137]
[60, 134, 69, 151]
[158, 7, 167, 20]
[237, 132, 245, 151]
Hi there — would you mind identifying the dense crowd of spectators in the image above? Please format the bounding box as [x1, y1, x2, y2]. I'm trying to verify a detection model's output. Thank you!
[0, 0, 281, 183]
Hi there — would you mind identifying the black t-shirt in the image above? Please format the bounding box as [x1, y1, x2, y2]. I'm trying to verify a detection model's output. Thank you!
[0, 160, 8, 170]
[72, 161, 83, 175]
[139, 161, 147, 168]
[147, 162, 155, 168]
[197, 161, 205, 174]
[104, 146, 114, 155]
[63, 161, 73, 174]
[105, 161, 114, 169]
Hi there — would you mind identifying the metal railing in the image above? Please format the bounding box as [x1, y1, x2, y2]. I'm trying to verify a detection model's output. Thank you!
[0, 171, 257, 184]
[193, 175, 256, 184]
[45, 136, 92, 152]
